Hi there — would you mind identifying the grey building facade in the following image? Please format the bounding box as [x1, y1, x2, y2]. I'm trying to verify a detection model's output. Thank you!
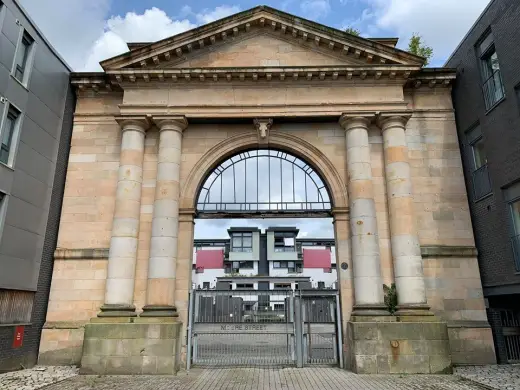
[0, 0, 73, 371]
[446, 0, 520, 364]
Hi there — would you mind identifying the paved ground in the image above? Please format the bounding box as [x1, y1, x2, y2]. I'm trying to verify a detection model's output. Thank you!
[455, 364, 520, 390]
[1, 366, 493, 390]
[0, 366, 78, 390]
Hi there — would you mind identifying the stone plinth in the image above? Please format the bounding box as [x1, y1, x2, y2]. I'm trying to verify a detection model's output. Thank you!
[346, 319, 452, 374]
[80, 318, 182, 375]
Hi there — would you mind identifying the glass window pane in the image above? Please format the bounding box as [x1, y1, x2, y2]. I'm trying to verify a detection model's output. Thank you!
[512, 201, 520, 235]
[242, 236, 252, 247]
[472, 139, 487, 169]
[478, 32, 494, 55]
[232, 236, 242, 248]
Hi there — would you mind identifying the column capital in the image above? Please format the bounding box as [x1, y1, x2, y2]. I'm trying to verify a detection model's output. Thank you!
[332, 207, 350, 223]
[376, 111, 412, 131]
[179, 208, 196, 223]
[115, 115, 151, 133]
[338, 112, 376, 131]
[153, 116, 189, 133]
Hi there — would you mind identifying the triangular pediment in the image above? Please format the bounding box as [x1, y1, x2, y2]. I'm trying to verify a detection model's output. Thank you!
[100, 6, 425, 71]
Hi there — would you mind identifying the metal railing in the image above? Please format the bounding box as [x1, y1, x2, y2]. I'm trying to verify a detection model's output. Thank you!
[472, 164, 492, 200]
[512, 234, 520, 272]
[500, 309, 520, 363]
[482, 69, 505, 109]
[187, 289, 341, 368]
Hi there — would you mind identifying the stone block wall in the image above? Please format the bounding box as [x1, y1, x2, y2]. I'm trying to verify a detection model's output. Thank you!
[347, 320, 452, 374]
[80, 320, 182, 375]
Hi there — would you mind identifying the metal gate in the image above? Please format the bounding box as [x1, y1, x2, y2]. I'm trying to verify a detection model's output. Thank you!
[187, 289, 342, 368]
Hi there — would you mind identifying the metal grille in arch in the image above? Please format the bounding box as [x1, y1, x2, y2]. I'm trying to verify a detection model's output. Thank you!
[197, 149, 332, 215]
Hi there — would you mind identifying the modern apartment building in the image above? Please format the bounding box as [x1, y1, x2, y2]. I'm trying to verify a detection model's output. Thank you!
[192, 227, 337, 292]
[0, 0, 73, 371]
[446, 0, 520, 364]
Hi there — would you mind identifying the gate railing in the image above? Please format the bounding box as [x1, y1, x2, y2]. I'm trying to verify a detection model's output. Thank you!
[187, 288, 342, 369]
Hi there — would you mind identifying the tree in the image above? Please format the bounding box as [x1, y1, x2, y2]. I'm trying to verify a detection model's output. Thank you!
[345, 27, 360, 36]
[408, 33, 433, 66]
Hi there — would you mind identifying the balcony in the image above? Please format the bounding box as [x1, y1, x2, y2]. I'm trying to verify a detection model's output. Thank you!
[511, 234, 520, 272]
[472, 164, 492, 200]
[482, 69, 505, 110]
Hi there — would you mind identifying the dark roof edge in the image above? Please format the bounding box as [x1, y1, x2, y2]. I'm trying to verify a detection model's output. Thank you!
[444, 0, 497, 66]
[12, 0, 72, 71]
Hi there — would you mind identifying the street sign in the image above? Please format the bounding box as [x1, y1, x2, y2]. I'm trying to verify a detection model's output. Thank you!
[12, 325, 24, 348]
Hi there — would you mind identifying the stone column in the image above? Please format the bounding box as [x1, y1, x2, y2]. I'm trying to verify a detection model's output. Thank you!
[378, 113, 430, 315]
[99, 116, 150, 317]
[141, 116, 188, 317]
[339, 113, 387, 315]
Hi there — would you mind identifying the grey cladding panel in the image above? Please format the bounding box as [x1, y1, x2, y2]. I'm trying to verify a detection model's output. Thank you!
[0, 35, 15, 72]
[25, 92, 61, 138]
[0, 64, 9, 94]
[32, 49, 69, 104]
[10, 169, 49, 209]
[0, 254, 38, 291]
[0, 224, 42, 263]
[1, 10, 19, 46]
[4, 195, 48, 235]
[6, 75, 28, 111]
[19, 116, 57, 161]
[0, 164, 13, 193]
[28, 67, 66, 117]
[14, 141, 55, 185]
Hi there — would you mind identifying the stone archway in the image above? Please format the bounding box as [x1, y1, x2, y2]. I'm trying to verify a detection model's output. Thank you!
[176, 129, 354, 342]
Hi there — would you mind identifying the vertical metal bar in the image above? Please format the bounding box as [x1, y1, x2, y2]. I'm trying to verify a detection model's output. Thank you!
[294, 291, 304, 368]
[304, 171, 308, 208]
[257, 153, 259, 208]
[280, 157, 283, 206]
[268, 152, 271, 208]
[233, 163, 236, 203]
[187, 289, 195, 370]
[244, 159, 247, 208]
[335, 292, 344, 369]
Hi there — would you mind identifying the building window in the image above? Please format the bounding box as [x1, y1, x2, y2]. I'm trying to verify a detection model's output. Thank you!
[273, 283, 291, 289]
[274, 232, 295, 252]
[510, 199, 520, 271]
[224, 261, 254, 274]
[202, 282, 210, 290]
[467, 125, 491, 200]
[274, 304, 285, 311]
[273, 261, 302, 271]
[0, 105, 20, 166]
[235, 283, 254, 290]
[231, 232, 253, 252]
[13, 31, 34, 85]
[317, 282, 325, 289]
[477, 31, 505, 109]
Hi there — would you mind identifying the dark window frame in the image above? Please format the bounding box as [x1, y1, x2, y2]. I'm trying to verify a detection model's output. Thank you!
[0, 105, 20, 165]
[466, 125, 492, 201]
[508, 196, 520, 272]
[14, 31, 34, 84]
[274, 232, 296, 252]
[231, 232, 253, 252]
[476, 31, 505, 110]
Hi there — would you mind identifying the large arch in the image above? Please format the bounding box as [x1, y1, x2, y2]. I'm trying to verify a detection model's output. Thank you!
[180, 131, 349, 213]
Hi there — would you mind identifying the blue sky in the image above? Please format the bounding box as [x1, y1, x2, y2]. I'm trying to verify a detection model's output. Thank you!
[19, 0, 491, 71]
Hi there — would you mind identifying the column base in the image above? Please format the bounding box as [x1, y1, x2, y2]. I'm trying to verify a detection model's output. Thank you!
[351, 304, 391, 317]
[140, 305, 179, 317]
[395, 304, 436, 322]
[98, 304, 137, 318]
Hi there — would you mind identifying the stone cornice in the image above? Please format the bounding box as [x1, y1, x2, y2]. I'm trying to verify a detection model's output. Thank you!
[100, 6, 424, 70]
[421, 246, 478, 258]
[71, 67, 455, 94]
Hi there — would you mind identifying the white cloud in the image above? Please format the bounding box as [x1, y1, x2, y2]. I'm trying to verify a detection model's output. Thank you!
[83, 7, 196, 71]
[18, 0, 110, 70]
[361, 0, 489, 65]
[300, 0, 331, 20]
[195, 5, 241, 24]
[18, 1, 241, 71]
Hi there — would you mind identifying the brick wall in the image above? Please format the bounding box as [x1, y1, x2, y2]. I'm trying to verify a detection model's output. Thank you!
[446, 0, 520, 290]
[0, 85, 75, 371]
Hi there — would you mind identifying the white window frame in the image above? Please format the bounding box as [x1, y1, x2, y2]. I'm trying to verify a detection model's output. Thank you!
[11, 26, 36, 88]
[0, 100, 23, 168]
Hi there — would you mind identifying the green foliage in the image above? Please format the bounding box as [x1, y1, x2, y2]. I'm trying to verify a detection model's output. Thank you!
[345, 27, 361, 36]
[407, 33, 433, 66]
[383, 283, 398, 314]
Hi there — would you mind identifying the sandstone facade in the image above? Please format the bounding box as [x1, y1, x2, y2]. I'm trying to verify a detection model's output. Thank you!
[39, 6, 495, 372]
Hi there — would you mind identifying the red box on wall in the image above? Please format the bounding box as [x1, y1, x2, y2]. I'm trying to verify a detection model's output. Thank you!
[12, 325, 24, 348]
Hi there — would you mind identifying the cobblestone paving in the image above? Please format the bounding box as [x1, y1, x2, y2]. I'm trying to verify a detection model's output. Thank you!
[0, 366, 78, 390]
[455, 364, 520, 390]
[38, 367, 489, 390]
